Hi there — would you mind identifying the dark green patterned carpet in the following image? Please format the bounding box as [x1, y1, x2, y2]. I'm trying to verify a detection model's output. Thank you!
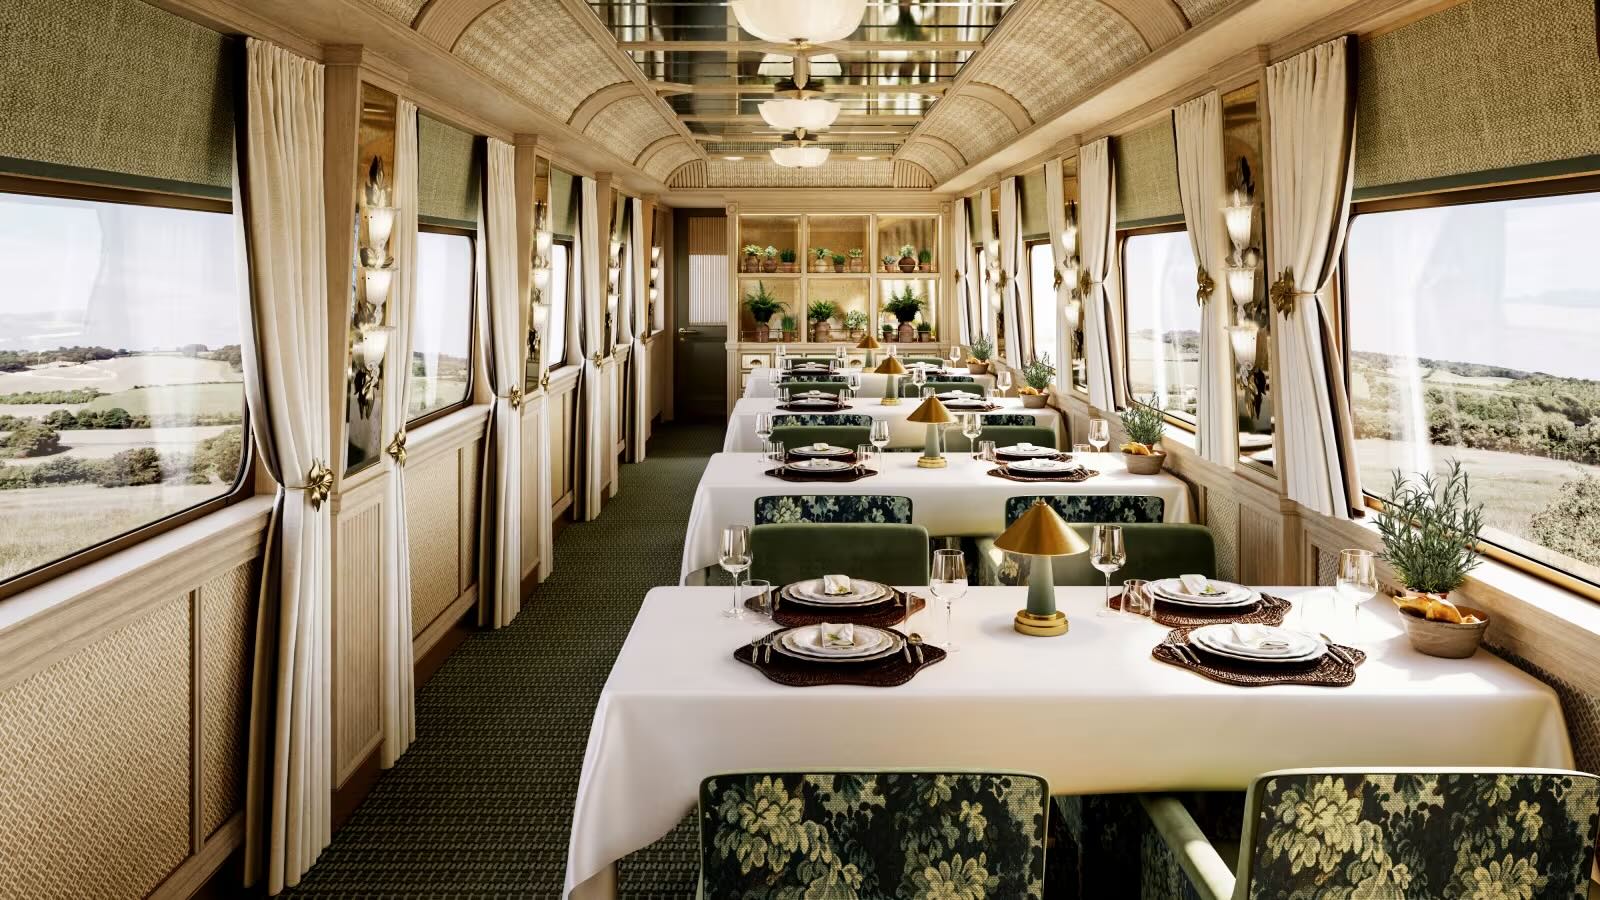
[283, 423, 722, 898]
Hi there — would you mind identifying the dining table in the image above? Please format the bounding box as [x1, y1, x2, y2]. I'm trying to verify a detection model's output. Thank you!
[563, 586, 1573, 899]
[724, 394, 1064, 452]
[741, 368, 997, 399]
[681, 450, 1191, 582]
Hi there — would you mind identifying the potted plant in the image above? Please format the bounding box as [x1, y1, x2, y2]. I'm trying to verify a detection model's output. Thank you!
[779, 248, 797, 273]
[1377, 461, 1490, 658]
[780, 314, 798, 342]
[847, 248, 865, 272]
[881, 254, 898, 273]
[883, 284, 925, 343]
[762, 245, 779, 273]
[741, 244, 761, 273]
[918, 248, 934, 272]
[1019, 354, 1054, 407]
[1118, 395, 1167, 474]
[967, 335, 994, 373]
[898, 243, 918, 273]
[807, 299, 840, 342]
[915, 321, 934, 342]
[880, 322, 894, 341]
[831, 252, 846, 273]
[812, 247, 832, 273]
[743, 281, 785, 342]
[844, 309, 869, 340]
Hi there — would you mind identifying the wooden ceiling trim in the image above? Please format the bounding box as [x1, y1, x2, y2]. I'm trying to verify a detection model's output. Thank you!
[568, 82, 639, 131]
[413, 0, 500, 48]
[964, 82, 1036, 132]
[1099, 0, 1189, 48]
[634, 133, 683, 169]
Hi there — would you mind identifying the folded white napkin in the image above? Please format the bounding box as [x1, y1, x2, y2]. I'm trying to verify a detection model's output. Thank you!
[822, 574, 853, 596]
[1179, 574, 1218, 596]
[1229, 623, 1292, 651]
[812, 442, 828, 450]
[1018, 442, 1034, 450]
[819, 623, 855, 648]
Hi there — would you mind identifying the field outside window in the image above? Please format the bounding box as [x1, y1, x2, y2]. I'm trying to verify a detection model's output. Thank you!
[409, 229, 474, 423]
[1122, 229, 1199, 423]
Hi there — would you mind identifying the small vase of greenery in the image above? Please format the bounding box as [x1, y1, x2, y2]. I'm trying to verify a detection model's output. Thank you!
[881, 254, 898, 273]
[847, 248, 864, 272]
[743, 281, 785, 341]
[780, 314, 798, 341]
[779, 248, 796, 272]
[761, 245, 779, 272]
[1377, 461, 1491, 657]
[1018, 354, 1054, 407]
[843, 309, 869, 339]
[1117, 395, 1167, 473]
[917, 248, 934, 272]
[915, 321, 933, 342]
[831, 252, 846, 272]
[741, 243, 761, 273]
[812, 247, 832, 273]
[898, 243, 918, 273]
[807, 299, 840, 342]
[966, 335, 994, 373]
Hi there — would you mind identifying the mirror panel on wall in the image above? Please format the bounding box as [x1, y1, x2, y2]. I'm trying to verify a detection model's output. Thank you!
[1222, 82, 1273, 473]
[345, 83, 398, 475]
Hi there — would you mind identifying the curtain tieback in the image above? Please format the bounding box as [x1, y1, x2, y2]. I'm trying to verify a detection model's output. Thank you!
[592, 351, 605, 366]
[386, 429, 407, 466]
[1195, 266, 1215, 306]
[288, 460, 334, 511]
[501, 387, 524, 410]
[1269, 269, 1313, 316]
[540, 370, 551, 391]
[1077, 270, 1092, 297]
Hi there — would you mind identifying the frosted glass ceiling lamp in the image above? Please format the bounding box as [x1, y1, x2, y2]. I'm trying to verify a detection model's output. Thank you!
[770, 144, 831, 168]
[731, 0, 866, 45]
[758, 97, 841, 132]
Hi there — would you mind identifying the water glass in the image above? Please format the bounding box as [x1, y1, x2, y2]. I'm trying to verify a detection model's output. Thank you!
[931, 549, 968, 651]
[1072, 443, 1092, 454]
[977, 439, 997, 463]
[961, 414, 982, 456]
[1336, 548, 1379, 644]
[720, 526, 752, 619]
[778, 386, 791, 405]
[835, 345, 847, 363]
[740, 579, 775, 621]
[763, 440, 785, 469]
[997, 369, 1013, 396]
[1091, 524, 1126, 617]
[921, 384, 936, 400]
[1088, 418, 1111, 452]
[1122, 579, 1153, 617]
[855, 443, 876, 471]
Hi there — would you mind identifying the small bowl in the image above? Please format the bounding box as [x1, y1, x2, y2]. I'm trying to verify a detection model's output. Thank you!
[1398, 603, 1490, 658]
[1020, 393, 1048, 409]
[1121, 450, 1166, 475]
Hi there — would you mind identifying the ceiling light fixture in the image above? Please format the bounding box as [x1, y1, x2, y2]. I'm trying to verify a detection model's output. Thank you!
[731, 0, 867, 46]
[723, 155, 745, 161]
[758, 97, 840, 132]
[770, 144, 831, 168]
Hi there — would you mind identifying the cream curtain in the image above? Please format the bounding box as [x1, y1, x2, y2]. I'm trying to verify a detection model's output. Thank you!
[628, 196, 650, 461]
[1044, 159, 1070, 394]
[475, 138, 524, 627]
[1267, 36, 1361, 517]
[378, 100, 418, 766]
[977, 188, 998, 345]
[235, 38, 331, 895]
[1079, 138, 1121, 410]
[578, 177, 609, 519]
[954, 196, 976, 346]
[1174, 91, 1237, 467]
[998, 176, 1032, 369]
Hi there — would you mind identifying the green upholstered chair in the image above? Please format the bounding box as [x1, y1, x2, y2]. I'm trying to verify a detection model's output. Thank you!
[981, 522, 1208, 587]
[770, 413, 871, 427]
[782, 380, 849, 397]
[698, 771, 1050, 899]
[778, 372, 845, 383]
[945, 424, 1057, 453]
[981, 413, 1042, 426]
[749, 523, 931, 586]
[753, 494, 912, 524]
[900, 379, 990, 397]
[900, 356, 951, 366]
[767, 424, 870, 451]
[1138, 768, 1600, 900]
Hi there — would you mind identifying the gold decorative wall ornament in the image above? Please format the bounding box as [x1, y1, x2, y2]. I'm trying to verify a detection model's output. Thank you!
[994, 270, 1009, 290]
[1195, 266, 1215, 306]
[305, 460, 334, 510]
[1053, 268, 1064, 290]
[1269, 270, 1299, 316]
[1077, 269, 1092, 298]
[540, 371, 551, 391]
[386, 429, 407, 466]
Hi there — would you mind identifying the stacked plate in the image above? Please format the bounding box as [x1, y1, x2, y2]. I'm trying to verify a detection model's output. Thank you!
[780, 577, 893, 608]
[789, 444, 852, 459]
[787, 396, 842, 408]
[1186, 623, 1326, 664]
[1004, 458, 1083, 478]
[997, 443, 1059, 459]
[775, 624, 904, 663]
[783, 458, 855, 475]
[1149, 577, 1257, 609]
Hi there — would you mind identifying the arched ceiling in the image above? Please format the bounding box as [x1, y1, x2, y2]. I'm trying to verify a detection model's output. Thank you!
[356, 0, 1240, 189]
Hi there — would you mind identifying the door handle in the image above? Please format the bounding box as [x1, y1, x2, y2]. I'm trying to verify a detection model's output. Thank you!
[677, 328, 700, 335]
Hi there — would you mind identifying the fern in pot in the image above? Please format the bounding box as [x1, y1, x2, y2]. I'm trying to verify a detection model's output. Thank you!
[742, 281, 785, 342]
[1117, 396, 1166, 474]
[1376, 461, 1490, 657]
[1018, 354, 1054, 408]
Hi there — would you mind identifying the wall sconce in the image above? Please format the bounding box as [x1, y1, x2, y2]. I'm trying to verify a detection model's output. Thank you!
[1226, 263, 1257, 309]
[356, 324, 393, 370]
[352, 154, 399, 417]
[1227, 322, 1258, 367]
[362, 205, 398, 257]
[361, 263, 394, 317]
[1063, 296, 1082, 330]
[1223, 193, 1254, 253]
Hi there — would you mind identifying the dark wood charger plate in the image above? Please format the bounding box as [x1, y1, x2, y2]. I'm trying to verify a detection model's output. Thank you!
[985, 465, 1098, 484]
[764, 465, 877, 483]
[995, 451, 1073, 463]
[1152, 624, 1365, 687]
[734, 626, 946, 687]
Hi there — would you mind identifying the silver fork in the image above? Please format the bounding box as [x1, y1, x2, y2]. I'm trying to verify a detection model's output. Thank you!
[1318, 633, 1354, 666]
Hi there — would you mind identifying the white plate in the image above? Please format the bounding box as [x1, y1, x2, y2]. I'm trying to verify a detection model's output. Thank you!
[1007, 458, 1078, 474]
[789, 445, 851, 457]
[777, 626, 902, 662]
[998, 444, 1058, 458]
[1190, 625, 1325, 663]
[788, 398, 842, 408]
[1152, 589, 1259, 610]
[1151, 578, 1251, 603]
[779, 586, 887, 608]
[784, 458, 854, 473]
[788, 577, 890, 604]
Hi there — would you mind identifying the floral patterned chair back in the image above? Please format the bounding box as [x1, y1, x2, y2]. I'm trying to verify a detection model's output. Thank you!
[901, 380, 989, 397]
[980, 413, 1040, 426]
[1236, 769, 1600, 900]
[1003, 494, 1164, 525]
[779, 373, 846, 383]
[698, 771, 1049, 899]
[755, 494, 913, 525]
[770, 413, 872, 428]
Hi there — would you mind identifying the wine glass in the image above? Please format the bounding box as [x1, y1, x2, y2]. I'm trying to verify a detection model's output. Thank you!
[1091, 525, 1126, 617]
[1088, 418, 1111, 452]
[720, 525, 752, 619]
[1336, 548, 1379, 644]
[961, 414, 982, 458]
[835, 345, 847, 366]
[754, 412, 773, 444]
[910, 367, 927, 390]
[996, 369, 1013, 397]
[948, 346, 962, 367]
[845, 371, 861, 400]
[931, 549, 968, 651]
[775, 343, 787, 364]
[766, 366, 782, 390]
[871, 420, 890, 455]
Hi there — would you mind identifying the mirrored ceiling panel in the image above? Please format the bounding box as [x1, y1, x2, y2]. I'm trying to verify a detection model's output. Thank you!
[585, 1, 1016, 158]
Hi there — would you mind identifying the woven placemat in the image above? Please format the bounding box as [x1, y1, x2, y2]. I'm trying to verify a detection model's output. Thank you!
[942, 403, 1002, 412]
[734, 628, 946, 687]
[1151, 592, 1292, 627]
[995, 451, 1073, 463]
[787, 450, 860, 463]
[747, 591, 926, 628]
[1152, 626, 1365, 687]
[776, 402, 853, 412]
[985, 466, 1098, 484]
[764, 466, 877, 483]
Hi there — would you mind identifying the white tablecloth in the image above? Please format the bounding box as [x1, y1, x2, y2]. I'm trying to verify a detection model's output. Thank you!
[564, 587, 1572, 899]
[681, 451, 1190, 580]
[742, 370, 997, 399]
[725, 396, 1063, 452]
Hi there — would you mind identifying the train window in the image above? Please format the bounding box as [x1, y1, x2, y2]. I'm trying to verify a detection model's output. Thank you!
[1121, 228, 1199, 424]
[408, 229, 475, 424]
[1026, 241, 1056, 372]
[1345, 185, 1600, 590]
[0, 188, 248, 589]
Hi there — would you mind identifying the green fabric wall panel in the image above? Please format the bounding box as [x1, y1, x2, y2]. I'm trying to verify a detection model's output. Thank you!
[550, 167, 578, 239]
[1114, 119, 1182, 226]
[0, 0, 233, 192]
[1020, 168, 1050, 240]
[1355, 0, 1600, 196]
[417, 113, 479, 227]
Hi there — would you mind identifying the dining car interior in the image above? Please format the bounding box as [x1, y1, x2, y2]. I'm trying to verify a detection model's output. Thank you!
[6, 0, 1600, 897]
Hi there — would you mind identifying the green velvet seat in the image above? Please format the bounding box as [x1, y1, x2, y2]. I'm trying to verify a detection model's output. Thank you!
[767, 424, 870, 452]
[1138, 768, 1600, 900]
[769, 413, 871, 427]
[781, 380, 849, 397]
[944, 424, 1056, 453]
[753, 494, 912, 524]
[698, 771, 1050, 899]
[979, 522, 1209, 587]
[900, 379, 990, 397]
[748, 523, 931, 586]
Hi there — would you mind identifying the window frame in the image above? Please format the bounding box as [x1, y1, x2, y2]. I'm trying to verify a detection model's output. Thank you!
[406, 222, 479, 430]
[1338, 172, 1600, 603]
[1022, 237, 1056, 372]
[0, 174, 254, 602]
[546, 236, 576, 370]
[1116, 222, 1199, 433]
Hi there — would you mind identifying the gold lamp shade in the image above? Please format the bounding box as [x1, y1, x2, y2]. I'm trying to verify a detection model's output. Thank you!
[995, 500, 1089, 637]
[857, 333, 882, 349]
[905, 395, 953, 424]
[874, 355, 906, 375]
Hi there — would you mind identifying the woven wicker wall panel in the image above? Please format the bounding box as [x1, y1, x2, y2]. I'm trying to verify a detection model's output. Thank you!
[1205, 492, 1240, 583]
[1114, 118, 1182, 224]
[455, 0, 630, 121]
[959, 0, 1145, 119]
[460, 442, 482, 593]
[0, 597, 191, 899]
[923, 94, 1019, 167]
[644, 142, 700, 182]
[1176, 0, 1236, 26]
[419, 113, 480, 224]
[335, 499, 384, 779]
[1355, 0, 1600, 191]
[408, 448, 463, 637]
[705, 159, 896, 188]
[1314, 545, 1339, 587]
[1239, 505, 1283, 585]
[582, 96, 673, 167]
[358, 0, 424, 26]
[200, 561, 257, 839]
[899, 141, 959, 183]
[0, 0, 233, 189]
[893, 160, 935, 189]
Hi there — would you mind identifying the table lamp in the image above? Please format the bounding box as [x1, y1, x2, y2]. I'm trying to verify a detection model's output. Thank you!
[905, 395, 953, 468]
[874, 354, 906, 406]
[994, 500, 1090, 636]
[857, 332, 881, 368]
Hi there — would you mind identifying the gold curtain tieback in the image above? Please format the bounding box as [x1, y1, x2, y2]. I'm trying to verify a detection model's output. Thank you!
[302, 460, 334, 511]
[1269, 269, 1307, 316]
[592, 351, 605, 366]
[540, 371, 551, 390]
[1053, 269, 1064, 290]
[505, 387, 524, 410]
[1195, 266, 1215, 306]
[386, 429, 407, 466]
[1077, 270, 1092, 297]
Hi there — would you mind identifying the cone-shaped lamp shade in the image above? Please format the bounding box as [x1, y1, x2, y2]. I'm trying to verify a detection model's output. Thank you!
[874, 355, 905, 375]
[906, 395, 953, 425]
[857, 333, 881, 350]
[995, 500, 1090, 557]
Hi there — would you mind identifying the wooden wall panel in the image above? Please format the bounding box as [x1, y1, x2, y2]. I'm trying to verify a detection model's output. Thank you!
[549, 385, 576, 512]
[333, 496, 384, 784]
[459, 441, 481, 595]
[198, 562, 257, 840]
[1238, 502, 1284, 586]
[407, 449, 464, 636]
[521, 406, 542, 580]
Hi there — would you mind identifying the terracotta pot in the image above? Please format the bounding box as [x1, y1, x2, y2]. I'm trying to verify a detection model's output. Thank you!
[849, 260, 864, 273]
[762, 259, 778, 272]
[780, 263, 795, 273]
[919, 263, 932, 273]
[813, 322, 832, 342]
[1121, 450, 1166, 475]
[1397, 597, 1490, 658]
[897, 322, 916, 343]
[1021, 393, 1048, 408]
[967, 362, 988, 375]
[899, 256, 917, 273]
[743, 256, 758, 272]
